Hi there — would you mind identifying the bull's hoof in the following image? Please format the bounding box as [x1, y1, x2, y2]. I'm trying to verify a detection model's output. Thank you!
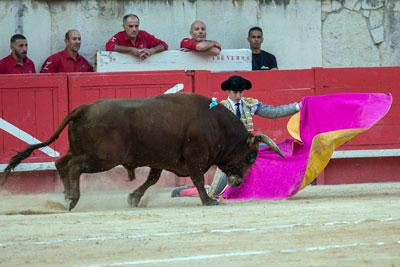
[128, 192, 142, 207]
[64, 198, 78, 211]
[202, 197, 219, 206]
[64, 199, 72, 210]
[69, 199, 79, 211]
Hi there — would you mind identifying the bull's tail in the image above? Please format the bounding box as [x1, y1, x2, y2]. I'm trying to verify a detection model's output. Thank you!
[1, 105, 87, 185]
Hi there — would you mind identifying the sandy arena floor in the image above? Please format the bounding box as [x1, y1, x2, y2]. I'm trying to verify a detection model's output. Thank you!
[0, 182, 399, 267]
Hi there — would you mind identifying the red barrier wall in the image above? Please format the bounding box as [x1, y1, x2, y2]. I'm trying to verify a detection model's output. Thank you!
[0, 74, 69, 162]
[315, 67, 400, 150]
[68, 71, 194, 109]
[318, 157, 400, 185]
[67, 71, 195, 189]
[194, 69, 315, 140]
[193, 67, 400, 185]
[0, 74, 69, 193]
[313, 67, 400, 184]
[0, 67, 399, 193]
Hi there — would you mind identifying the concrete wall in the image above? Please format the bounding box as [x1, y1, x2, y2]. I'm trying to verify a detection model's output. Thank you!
[322, 0, 400, 67]
[0, 0, 399, 72]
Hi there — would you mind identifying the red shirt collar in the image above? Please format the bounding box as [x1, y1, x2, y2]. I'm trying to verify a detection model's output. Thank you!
[9, 54, 29, 66]
[62, 48, 81, 61]
[122, 31, 140, 44]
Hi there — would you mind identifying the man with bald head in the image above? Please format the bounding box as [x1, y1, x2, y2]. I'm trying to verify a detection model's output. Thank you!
[105, 14, 168, 60]
[40, 29, 93, 73]
[180, 20, 221, 56]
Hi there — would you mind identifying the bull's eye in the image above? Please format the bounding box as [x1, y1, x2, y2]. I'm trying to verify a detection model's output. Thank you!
[245, 151, 258, 164]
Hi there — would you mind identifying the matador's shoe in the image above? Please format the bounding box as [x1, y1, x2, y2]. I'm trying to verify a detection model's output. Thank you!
[208, 171, 228, 199]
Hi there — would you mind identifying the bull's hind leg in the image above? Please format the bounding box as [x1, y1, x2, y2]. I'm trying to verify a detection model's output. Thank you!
[65, 155, 116, 211]
[128, 168, 162, 207]
[64, 155, 86, 211]
[55, 152, 72, 200]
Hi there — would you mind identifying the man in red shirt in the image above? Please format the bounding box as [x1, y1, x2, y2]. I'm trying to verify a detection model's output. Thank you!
[40, 29, 93, 73]
[0, 34, 36, 74]
[180, 20, 221, 56]
[105, 14, 168, 60]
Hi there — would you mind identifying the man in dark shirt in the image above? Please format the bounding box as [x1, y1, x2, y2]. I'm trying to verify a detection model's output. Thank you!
[248, 26, 278, 71]
[105, 14, 168, 60]
[0, 34, 36, 74]
[40, 29, 93, 73]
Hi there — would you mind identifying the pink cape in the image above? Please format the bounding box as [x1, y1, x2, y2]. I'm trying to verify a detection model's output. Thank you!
[223, 93, 392, 200]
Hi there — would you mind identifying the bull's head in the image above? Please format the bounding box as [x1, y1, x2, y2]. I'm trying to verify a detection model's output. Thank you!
[221, 134, 285, 187]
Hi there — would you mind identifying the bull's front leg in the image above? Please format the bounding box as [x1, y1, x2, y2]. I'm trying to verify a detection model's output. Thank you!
[123, 164, 136, 181]
[190, 171, 217, 206]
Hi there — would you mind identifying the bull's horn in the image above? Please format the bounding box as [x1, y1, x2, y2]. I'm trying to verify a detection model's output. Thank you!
[255, 134, 285, 158]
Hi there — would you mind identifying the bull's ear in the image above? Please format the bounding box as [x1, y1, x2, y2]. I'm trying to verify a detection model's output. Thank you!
[254, 134, 285, 158]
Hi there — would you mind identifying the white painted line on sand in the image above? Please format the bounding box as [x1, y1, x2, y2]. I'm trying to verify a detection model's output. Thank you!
[83, 240, 400, 266]
[86, 250, 269, 266]
[0, 217, 397, 249]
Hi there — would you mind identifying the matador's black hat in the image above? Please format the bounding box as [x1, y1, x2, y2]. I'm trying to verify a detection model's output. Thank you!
[221, 75, 252, 91]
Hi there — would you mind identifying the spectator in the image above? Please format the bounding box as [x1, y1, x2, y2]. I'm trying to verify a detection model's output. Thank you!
[40, 29, 93, 73]
[0, 34, 36, 74]
[180, 20, 221, 56]
[105, 14, 168, 60]
[248, 26, 278, 70]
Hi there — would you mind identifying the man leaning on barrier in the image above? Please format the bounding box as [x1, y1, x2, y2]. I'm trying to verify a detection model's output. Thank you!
[105, 14, 168, 60]
[180, 20, 221, 56]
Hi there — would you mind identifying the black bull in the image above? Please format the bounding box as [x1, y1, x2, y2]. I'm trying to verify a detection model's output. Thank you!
[2, 93, 283, 210]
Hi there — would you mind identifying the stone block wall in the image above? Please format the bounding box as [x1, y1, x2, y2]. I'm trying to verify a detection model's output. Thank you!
[0, 0, 399, 71]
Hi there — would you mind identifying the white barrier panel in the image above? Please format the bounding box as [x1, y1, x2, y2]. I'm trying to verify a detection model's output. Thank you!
[96, 49, 252, 72]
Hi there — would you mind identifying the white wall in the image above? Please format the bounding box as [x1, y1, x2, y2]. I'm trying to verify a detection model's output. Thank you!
[0, 0, 399, 72]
